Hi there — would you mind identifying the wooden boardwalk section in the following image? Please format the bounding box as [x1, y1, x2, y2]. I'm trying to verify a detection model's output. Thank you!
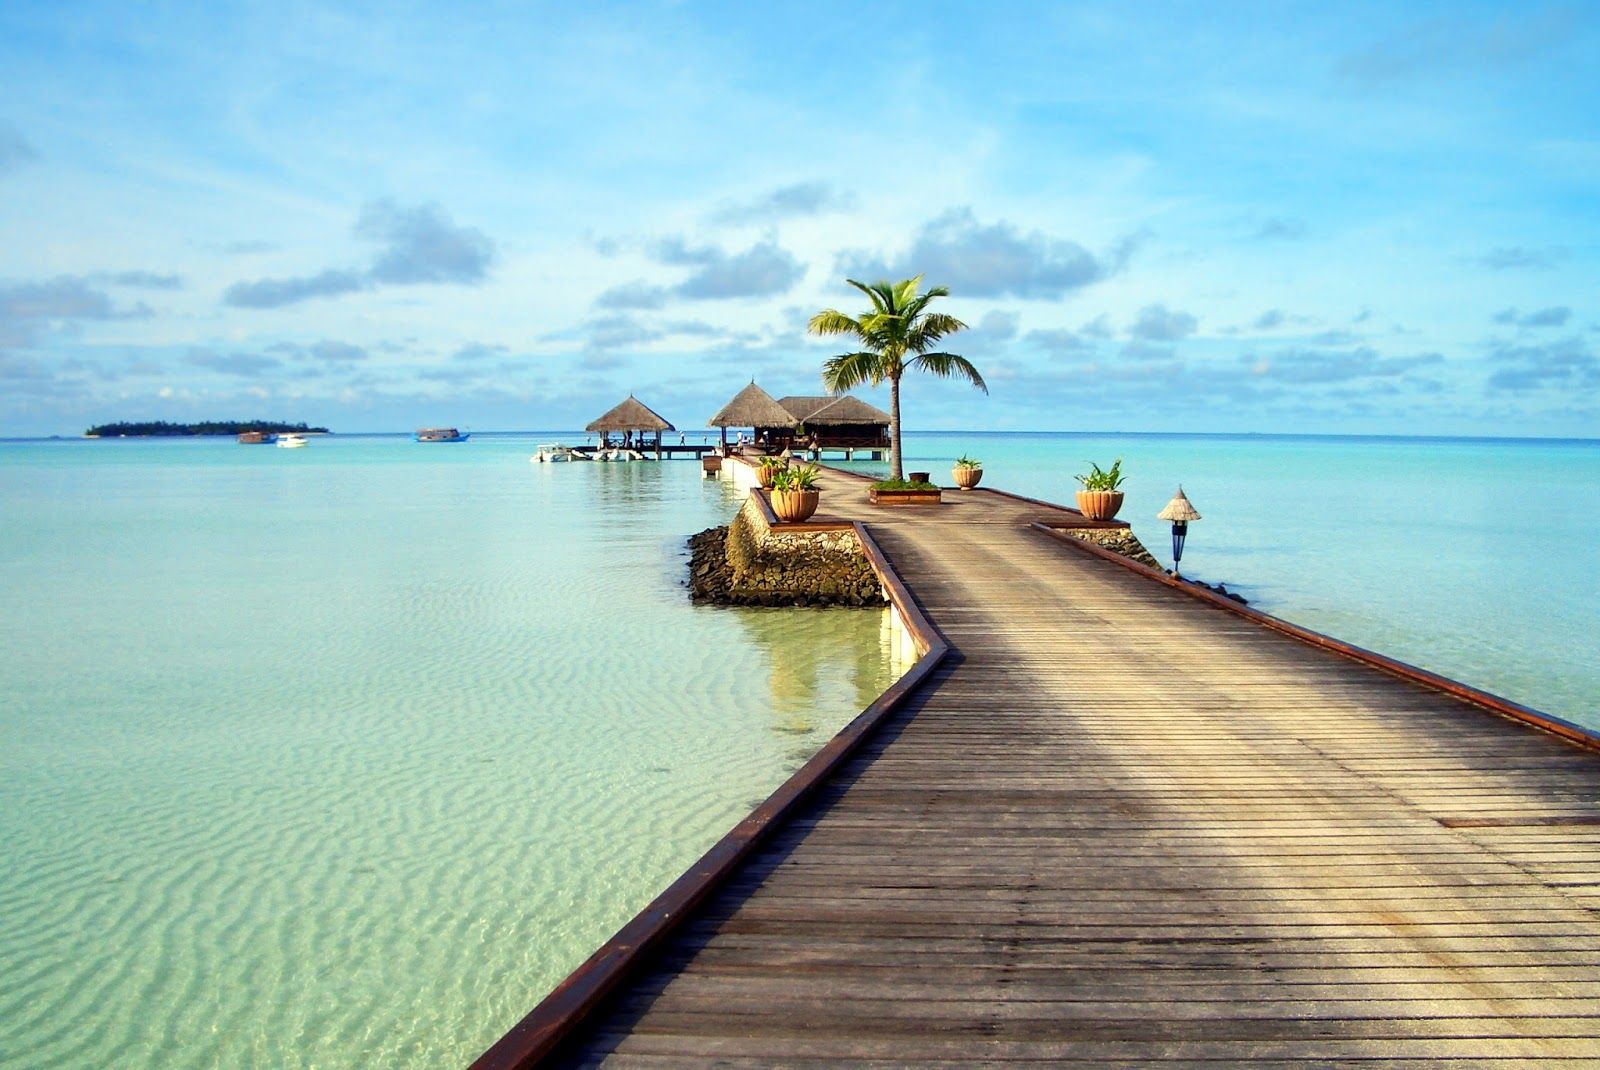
[490, 468, 1600, 1067]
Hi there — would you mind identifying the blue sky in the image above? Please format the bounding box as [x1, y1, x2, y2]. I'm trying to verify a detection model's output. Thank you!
[1, 1, 1596, 436]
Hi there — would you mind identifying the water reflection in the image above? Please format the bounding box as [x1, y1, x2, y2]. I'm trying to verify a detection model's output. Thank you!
[730, 604, 911, 738]
[701, 466, 748, 509]
[586, 460, 671, 511]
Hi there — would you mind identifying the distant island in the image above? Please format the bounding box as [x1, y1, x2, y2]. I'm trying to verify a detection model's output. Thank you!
[85, 420, 331, 438]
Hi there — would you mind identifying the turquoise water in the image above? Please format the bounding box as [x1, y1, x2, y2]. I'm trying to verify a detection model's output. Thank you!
[861, 431, 1600, 730]
[0, 435, 904, 1068]
[3, 430, 1597, 1068]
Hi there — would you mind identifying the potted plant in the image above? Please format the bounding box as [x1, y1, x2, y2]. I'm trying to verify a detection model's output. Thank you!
[952, 454, 983, 490]
[756, 455, 787, 489]
[1075, 458, 1125, 520]
[770, 463, 821, 522]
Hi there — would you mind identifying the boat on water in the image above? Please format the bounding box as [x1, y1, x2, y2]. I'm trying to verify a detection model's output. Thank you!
[238, 431, 278, 445]
[414, 427, 470, 443]
[532, 443, 583, 462]
[276, 434, 308, 449]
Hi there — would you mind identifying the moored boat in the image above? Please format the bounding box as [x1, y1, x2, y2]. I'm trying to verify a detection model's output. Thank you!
[276, 434, 308, 448]
[414, 427, 470, 443]
[532, 443, 581, 462]
[238, 431, 278, 444]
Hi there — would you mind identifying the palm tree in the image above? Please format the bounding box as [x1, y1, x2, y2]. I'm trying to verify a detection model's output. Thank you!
[808, 275, 986, 481]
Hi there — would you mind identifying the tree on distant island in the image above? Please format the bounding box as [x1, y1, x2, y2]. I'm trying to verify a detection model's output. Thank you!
[808, 275, 986, 482]
[84, 420, 330, 437]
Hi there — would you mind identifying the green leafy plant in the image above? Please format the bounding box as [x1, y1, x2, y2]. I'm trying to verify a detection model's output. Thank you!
[1076, 458, 1125, 491]
[871, 478, 938, 491]
[954, 454, 982, 469]
[757, 455, 788, 470]
[771, 463, 820, 492]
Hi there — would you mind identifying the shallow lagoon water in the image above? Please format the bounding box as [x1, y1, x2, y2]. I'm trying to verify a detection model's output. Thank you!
[3, 428, 1597, 1067]
[0, 435, 903, 1068]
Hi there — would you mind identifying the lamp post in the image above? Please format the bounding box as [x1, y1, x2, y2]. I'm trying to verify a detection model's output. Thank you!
[1157, 486, 1201, 577]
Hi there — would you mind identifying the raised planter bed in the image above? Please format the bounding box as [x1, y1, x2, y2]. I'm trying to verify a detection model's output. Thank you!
[868, 487, 943, 506]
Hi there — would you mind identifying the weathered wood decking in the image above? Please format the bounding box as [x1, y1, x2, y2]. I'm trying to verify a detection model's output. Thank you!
[499, 468, 1600, 1067]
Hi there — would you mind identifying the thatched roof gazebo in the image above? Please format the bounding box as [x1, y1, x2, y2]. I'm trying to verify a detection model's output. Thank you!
[780, 395, 892, 427]
[706, 382, 797, 447]
[701, 381, 891, 458]
[776, 395, 891, 456]
[585, 395, 675, 455]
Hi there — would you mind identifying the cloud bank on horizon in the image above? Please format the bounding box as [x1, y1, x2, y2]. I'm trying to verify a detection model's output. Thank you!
[0, 1, 1596, 437]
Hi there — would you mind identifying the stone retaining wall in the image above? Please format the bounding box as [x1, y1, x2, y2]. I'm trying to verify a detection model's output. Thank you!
[688, 497, 886, 607]
[1057, 527, 1164, 570]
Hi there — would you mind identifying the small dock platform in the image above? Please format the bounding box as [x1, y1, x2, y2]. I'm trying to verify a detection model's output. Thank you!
[552, 444, 721, 460]
[481, 466, 1600, 1067]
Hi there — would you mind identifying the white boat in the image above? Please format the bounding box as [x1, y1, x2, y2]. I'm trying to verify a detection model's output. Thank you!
[276, 434, 308, 449]
[531, 443, 581, 463]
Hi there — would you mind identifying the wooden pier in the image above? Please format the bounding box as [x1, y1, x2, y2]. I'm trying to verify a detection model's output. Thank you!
[478, 465, 1600, 1067]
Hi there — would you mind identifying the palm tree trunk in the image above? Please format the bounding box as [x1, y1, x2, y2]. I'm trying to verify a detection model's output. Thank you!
[888, 373, 903, 481]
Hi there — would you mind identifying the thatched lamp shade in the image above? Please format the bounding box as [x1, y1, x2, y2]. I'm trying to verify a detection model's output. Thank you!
[1157, 487, 1201, 523]
[1157, 486, 1200, 575]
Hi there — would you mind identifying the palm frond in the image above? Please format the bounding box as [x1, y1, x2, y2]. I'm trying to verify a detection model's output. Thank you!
[899, 284, 949, 321]
[910, 352, 989, 394]
[890, 275, 925, 312]
[822, 351, 888, 392]
[847, 279, 894, 314]
[908, 312, 968, 349]
[808, 309, 865, 338]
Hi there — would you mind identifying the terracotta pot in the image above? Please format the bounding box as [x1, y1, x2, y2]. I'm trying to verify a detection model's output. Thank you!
[757, 464, 783, 489]
[907, 471, 931, 485]
[1076, 489, 1124, 521]
[952, 465, 983, 490]
[770, 488, 819, 523]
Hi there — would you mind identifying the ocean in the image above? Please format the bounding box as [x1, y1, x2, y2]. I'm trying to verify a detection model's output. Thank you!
[0, 434, 905, 1068]
[1, 428, 1595, 1067]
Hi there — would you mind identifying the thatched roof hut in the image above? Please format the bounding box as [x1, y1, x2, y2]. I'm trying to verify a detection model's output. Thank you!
[778, 395, 892, 425]
[585, 395, 675, 433]
[707, 382, 798, 429]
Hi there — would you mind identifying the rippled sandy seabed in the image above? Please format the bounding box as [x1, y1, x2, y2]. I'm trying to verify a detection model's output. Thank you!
[0, 435, 906, 1068]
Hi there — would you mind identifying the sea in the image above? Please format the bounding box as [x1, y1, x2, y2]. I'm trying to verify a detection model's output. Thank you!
[1, 428, 1596, 1068]
[0, 434, 906, 1068]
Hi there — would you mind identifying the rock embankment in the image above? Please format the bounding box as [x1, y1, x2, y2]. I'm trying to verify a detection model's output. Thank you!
[1059, 527, 1165, 570]
[1058, 527, 1249, 604]
[687, 502, 886, 607]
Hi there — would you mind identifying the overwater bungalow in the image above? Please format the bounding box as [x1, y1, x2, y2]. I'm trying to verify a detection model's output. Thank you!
[585, 395, 675, 458]
[706, 381, 799, 451]
[705, 382, 890, 459]
[778, 395, 891, 458]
